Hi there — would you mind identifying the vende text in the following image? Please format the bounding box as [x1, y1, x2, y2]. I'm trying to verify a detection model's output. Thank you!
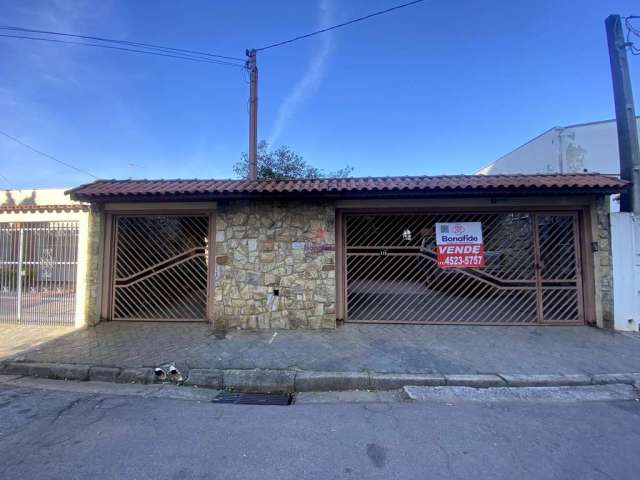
[436, 244, 485, 268]
[437, 245, 482, 254]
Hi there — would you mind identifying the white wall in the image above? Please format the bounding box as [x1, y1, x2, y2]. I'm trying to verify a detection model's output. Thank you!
[477, 128, 559, 175]
[477, 118, 639, 177]
[611, 212, 640, 331]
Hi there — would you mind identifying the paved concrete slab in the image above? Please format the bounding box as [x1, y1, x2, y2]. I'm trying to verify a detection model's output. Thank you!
[404, 384, 639, 403]
[1, 322, 640, 376]
[0, 324, 74, 360]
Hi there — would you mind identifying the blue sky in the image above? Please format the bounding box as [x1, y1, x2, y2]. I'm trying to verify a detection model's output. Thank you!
[1, 0, 639, 189]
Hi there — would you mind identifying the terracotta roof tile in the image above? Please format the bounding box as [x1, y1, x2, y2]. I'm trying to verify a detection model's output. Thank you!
[67, 174, 627, 201]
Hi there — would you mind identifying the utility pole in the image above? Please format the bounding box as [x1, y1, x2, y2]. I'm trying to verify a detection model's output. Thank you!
[606, 14, 640, 212]
[247, 49, 258, 181]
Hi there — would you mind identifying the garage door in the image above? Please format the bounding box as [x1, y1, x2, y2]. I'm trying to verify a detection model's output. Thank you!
[344, 212, 583, 324]
[111, 215, 209, 321]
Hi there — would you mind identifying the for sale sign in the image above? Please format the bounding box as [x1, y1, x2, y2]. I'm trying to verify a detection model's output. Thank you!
[435, 222, 485, 268]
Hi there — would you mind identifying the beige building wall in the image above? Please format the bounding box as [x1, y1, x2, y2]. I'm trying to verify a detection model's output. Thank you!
[0, 188, 91, 328]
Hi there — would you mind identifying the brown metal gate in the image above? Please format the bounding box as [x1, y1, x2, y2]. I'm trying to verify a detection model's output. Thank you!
[344, 212, 583, 324]
[111, 215, 209, 321]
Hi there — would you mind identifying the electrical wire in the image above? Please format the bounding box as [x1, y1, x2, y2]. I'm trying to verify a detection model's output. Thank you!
[0, 172, 13, 189]
[255, 0, 426, 51]
[0, 34, 246, 67]
[624, 15, 640, 55]
[0, 25, 245, 62]
[0, 129, 99, 179]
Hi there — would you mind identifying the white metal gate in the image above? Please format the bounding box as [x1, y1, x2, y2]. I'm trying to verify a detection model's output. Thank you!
[0, 222, 79, 326]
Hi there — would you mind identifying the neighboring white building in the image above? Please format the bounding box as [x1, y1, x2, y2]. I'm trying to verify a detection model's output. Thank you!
[477, 117, 639, 176]
[476, 117, 640, 213]
[0, 189, 90, 328]
[478, 118, 640, 332]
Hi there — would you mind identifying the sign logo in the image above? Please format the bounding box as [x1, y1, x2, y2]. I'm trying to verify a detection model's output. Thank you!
[435, 222, 485, 269]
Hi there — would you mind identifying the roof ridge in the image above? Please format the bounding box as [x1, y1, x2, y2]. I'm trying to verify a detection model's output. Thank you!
[67, 172, 627, 201]
[77, 172, 611, 185]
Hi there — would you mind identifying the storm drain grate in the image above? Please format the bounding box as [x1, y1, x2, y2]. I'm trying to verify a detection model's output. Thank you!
[211, 392, 293, 406]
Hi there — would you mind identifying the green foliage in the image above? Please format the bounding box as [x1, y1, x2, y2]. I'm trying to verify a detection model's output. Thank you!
[234, 141, 354, 180]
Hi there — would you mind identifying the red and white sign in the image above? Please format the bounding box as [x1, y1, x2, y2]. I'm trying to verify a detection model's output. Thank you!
[435, 222, 485, 269]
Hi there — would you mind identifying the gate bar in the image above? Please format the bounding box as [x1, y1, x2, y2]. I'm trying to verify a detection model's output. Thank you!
[16, 228, 23, 322]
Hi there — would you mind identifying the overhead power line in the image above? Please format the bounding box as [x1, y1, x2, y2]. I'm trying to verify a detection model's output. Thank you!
[624, 15, 640, 55]
[0, 33, 245, 67]
[0, 129, 99, 179]
[0, 25, 245, 62]
[0, 172, 13, 189]
[256, 0, 427, 51]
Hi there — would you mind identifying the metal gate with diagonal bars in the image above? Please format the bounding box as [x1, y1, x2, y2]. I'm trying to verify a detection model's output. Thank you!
[344, 212, 583, 324]
[0, 221, 79, 326]
[111, 215, 209, 321]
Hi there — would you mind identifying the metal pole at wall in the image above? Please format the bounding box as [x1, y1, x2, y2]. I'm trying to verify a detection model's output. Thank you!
[606, 14, 640, 213]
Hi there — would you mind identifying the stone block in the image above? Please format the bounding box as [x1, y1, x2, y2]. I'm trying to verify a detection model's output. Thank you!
[322, 314, 336, 329]
[246, 272, 262, 286]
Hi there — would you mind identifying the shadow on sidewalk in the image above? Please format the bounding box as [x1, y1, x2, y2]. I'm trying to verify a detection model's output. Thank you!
[2, 321, 640, 376]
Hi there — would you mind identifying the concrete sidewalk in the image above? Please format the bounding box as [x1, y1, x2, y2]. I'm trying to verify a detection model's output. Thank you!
[2, 322, 640, 376]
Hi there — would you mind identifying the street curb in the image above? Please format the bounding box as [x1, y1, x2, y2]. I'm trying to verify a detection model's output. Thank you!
[295, 371, 370, 392]
[224, 369, 296, 393]
[445, 374, 506, 387]
[499, 374, 593, 387]
[3, 361, 640, 392]
[370, 373, 446, 390]
[184, 369, 224, 389]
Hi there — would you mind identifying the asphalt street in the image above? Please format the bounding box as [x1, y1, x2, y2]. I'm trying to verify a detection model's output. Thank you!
[0, 380, 639, 479]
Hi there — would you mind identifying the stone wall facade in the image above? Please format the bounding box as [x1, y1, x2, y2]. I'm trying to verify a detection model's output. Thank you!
[214, 200, 337, 330]
[595, 196, 614, 328]
[84, 205, 105, 326]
